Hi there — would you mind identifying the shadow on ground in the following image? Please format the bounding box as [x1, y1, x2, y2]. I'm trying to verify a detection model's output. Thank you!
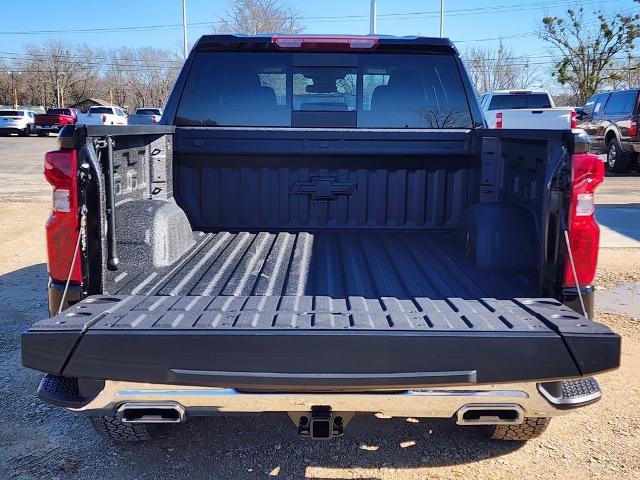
[596, 204, 640, 243]
[105, 414, 524, 478]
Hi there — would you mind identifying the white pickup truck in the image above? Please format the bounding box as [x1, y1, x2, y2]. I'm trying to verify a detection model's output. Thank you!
[77, 106, 128, 126]
[127, 108, 163, 125]
[479, 90, 575, 129]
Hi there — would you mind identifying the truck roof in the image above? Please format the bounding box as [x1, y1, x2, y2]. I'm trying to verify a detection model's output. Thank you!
[489, 90, 551, 95]
[193, 34, 457, 53]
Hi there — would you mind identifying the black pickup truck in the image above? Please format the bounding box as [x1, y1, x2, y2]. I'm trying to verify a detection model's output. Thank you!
[22, 35, 619, 443]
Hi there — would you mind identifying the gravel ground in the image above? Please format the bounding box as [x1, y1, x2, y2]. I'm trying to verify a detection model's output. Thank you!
[0, 200, 638, 480]
[596, 249, 640, 291]
[0, 136, 56, 203]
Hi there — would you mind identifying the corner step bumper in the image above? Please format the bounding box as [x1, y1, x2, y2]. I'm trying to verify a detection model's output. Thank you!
[37, 376, 603, 419]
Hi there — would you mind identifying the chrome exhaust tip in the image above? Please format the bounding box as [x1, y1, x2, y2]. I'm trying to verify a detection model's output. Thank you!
[117, 402, 186, 424]
[456, 403, 524, 426]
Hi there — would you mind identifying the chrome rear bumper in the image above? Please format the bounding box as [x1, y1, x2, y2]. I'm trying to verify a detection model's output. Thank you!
[68, 379, 601, 419]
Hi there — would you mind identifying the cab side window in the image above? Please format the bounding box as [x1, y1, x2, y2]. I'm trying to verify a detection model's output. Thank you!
[622, 91, 638, 115]
[582, 95, 597, 118]
[604, 92, 628, 114]
[593, 94, 609, 117]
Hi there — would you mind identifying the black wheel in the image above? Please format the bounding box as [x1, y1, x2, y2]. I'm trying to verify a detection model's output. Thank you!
[481, 417, 551, 441]
[606, 138, 630, 173]
[19, 127, 29, 137]
[37, 131, 47, 137]
[89, 416, 164, 442]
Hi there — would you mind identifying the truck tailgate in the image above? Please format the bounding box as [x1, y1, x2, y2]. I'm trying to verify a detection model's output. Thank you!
[22, 293, 619, 391]
[488, 108, 574, 129]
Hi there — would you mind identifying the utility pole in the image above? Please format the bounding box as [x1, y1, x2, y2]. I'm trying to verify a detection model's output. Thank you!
[55, 76, 60, 108]
[628, 52, 633, 89]
[440, 0, 445, 38]
[55, 73, 65, 108]
[9, 71, 17, 109]
[182, 0, 189, 59]
[369, 0, 377, 35]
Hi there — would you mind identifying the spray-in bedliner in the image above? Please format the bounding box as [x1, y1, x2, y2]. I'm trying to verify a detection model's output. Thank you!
[105, 230, 537, 300]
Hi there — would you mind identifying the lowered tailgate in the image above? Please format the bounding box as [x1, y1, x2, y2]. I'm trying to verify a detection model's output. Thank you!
[22, 294, 620, 391]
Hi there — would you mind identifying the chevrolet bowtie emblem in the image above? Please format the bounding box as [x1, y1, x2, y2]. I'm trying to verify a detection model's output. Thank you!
[289, 177, 358, 201]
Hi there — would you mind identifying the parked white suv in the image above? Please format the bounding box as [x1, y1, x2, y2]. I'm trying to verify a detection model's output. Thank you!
[77, 106, 128, 126]
[0, 109, 36, 136]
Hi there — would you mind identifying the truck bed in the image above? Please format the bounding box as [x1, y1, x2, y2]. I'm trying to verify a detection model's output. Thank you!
[106, 230, 536, 299]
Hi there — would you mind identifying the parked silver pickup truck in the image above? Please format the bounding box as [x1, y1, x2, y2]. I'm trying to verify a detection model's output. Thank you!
[127, 108, 163, 125]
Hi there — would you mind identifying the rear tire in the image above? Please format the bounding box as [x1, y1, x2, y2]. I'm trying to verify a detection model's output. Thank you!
[606, 138, 630, 173]
[481, 417, 551, 441]
[37, 131, 47, 137]
[89, 416, 164, 442]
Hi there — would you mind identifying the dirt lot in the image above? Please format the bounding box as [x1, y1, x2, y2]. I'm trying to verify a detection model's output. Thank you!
[1, 137, 639, 479]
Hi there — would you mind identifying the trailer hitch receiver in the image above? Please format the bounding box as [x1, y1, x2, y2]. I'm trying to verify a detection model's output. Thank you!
[289, 407, 353, 440]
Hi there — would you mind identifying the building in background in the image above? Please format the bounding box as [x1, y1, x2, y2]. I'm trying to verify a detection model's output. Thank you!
[71, 98, 112, 113]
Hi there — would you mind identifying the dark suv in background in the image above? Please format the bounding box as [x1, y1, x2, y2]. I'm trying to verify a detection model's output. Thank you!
[576, 89, 640, 172]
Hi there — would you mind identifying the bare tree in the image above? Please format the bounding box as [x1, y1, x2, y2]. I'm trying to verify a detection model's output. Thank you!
[100, 47, 181, 109]
[215, 0, 304, 34]
[0, 61, 12, 106]
[540, 7, 640, 105]
[606, 55, 640, 90]
[126, 47, 182, 108]
[0, 41, 181, 110]
[16, 40, 99, 107]
[101, 47, 135, 107]
[463, 42, 538, 95]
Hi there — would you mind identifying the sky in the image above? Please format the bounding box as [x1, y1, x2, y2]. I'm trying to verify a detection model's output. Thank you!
[0, 0, 637, 90]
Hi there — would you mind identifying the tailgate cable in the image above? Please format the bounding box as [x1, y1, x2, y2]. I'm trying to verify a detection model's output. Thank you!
[58, 205, 87, 315]
[563, 229, 589, 320]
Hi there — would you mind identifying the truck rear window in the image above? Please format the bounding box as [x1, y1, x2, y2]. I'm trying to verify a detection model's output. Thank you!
[487, 94, 552, 110]
[89, 107, 113, 114]
[0, 110, 21, 116]
[136, 108, 162, 115]
[175, 52, 473, 129]
[47, 108, 71, 115]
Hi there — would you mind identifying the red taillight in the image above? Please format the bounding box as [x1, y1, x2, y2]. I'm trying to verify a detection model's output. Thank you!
[272, 35, 378, 50]
[44, 149, 82, 284]
[102, 114, 107, 123]
[630, 120, 637, 137]
[570, 111, 577, 129]
[495, 112, 503, 128]
[152, 116, 158, 124]
[564, 152, 605, 288]
[12, 117, 21, 120]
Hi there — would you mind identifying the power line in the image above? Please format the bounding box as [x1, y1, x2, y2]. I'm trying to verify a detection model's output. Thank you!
[0, 4, 636, 71]
[0, 0, 626, 35]
[454, 6, 640, 43]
